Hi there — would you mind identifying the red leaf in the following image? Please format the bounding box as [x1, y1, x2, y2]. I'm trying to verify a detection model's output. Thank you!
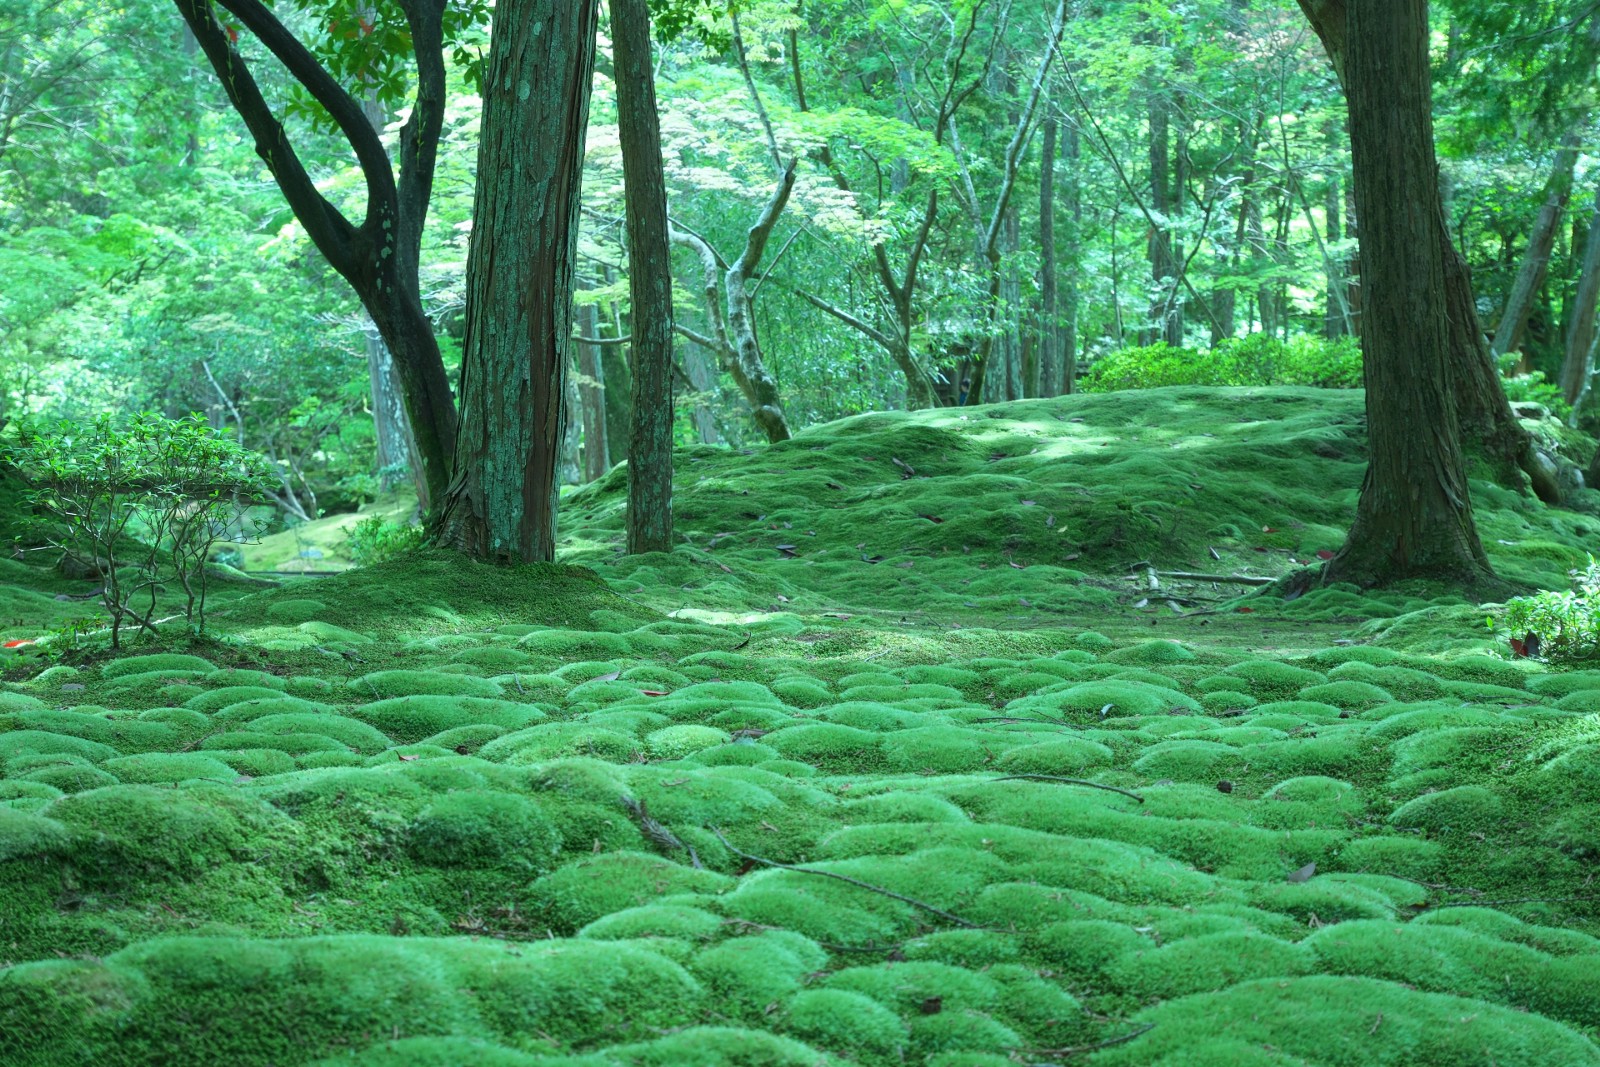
[1236, 607, 1255, 614]
[1316, 550, 1336, 560]
[2, 639, 34, 649]
[226, 24, 240, 42]
[1509, 636, 1528, 658]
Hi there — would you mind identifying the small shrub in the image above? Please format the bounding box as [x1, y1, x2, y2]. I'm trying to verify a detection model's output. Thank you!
[344, 516, 427, 567]
[1503, 557, 1600, 661]
[7, 413, 273, 643]
[1082, 336, 1362, 392]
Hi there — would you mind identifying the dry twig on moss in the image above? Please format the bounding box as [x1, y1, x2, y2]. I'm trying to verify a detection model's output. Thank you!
[709, 826, 979, 928]
[990, 774, 1145, 803]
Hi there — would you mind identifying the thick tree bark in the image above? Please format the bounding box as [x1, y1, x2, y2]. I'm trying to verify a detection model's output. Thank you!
[1317, 0, 1493, 587]
[1301, 0, 1558, 505]
[1493, 135, 1580, 359]
[575, 300, 610, 482]
[1037, 116, 1059, 398]
[613, 0, 676, 552]
[1561, 187, 1600, 404]
[173, 0, 457, 514]
[437, 0, 598, 561]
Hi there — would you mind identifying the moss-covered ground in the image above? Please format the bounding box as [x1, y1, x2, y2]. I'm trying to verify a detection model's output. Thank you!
[2, 387, 1599, 1065]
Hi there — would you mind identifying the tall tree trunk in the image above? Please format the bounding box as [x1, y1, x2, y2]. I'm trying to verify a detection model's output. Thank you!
[613, 0, 676, 552]
[1495, 135, 1582, 359]
[1560, 187, 1600, 404]
[682, 345, 723, 444]
[575, 299, 610, 482]
[437, 0, 598, 561]
[1037, 115, 1059, 398]
[1314, 0, 1493, 588]
[1062, 119, 1082, 393]
[1147, 78, 1180, 345]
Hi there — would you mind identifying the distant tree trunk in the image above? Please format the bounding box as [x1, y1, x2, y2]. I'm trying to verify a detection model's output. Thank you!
[1493, 135, 1580, 359]
[1310, 0, 1494, 588]
[559, 361, 582, 486]
[1037, 115, 1059, 398]
[682, 345, 723, 445]
[1147, 78, 1181, 345]
[1062, 119, 1082, 393]
[1560, 187, 1600, 405]
[365, 329, 423, 499]
[1344, 181, 1361, 335]
[437, 0, 598, 561]
[1323, 122, 1347, 339]
[997, 204, 1023, 401]
[613, 0, 675, 552]
[575, 300, 610, 482]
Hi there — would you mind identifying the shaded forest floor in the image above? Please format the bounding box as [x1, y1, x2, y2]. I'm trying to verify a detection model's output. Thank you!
[2, 387, 1599, 1066]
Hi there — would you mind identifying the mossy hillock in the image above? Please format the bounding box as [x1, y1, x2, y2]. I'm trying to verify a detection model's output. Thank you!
[1, 389, 1599, 1064]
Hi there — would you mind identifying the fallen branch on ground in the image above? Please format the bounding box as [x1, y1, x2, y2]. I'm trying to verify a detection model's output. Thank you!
[990, 774, 1145, 803]
[709, 826, 979, 928]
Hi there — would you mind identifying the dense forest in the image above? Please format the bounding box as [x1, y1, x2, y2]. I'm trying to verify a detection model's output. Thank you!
[2, 1, 1600, 1064]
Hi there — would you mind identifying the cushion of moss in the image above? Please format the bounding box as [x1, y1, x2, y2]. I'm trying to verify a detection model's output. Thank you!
[578, 903, 724, 942]
[0, 935, 700, 1066]
[990, 736, 1115, 775]
[1131, 739, 1248, 781]
[527, 851, 733, 932]
[352, 670, 504, 700]
[644, 724, 731, 758]
[212, 696, 336, 725]
[200, 731, 345, 757]
[5, 709, 178, 752]
[309, 1038, 563, 1066]
[406, 792, 560, 870]
[780, 988, 908, 1061]
[240, 713, 393, 754]
[477, 723, 637, 764]
[1105, 931, 1314, 999]
[762, 724, 883, 770]
[0, 806, 70, 861]
[202, 669, 289, 690]
[1527, 671, 1600, 698]
[41, 784, 276, 879]
[100, 654, 216, 680]
[348, 696, 544, 745]
[1007, 680, 1198, 720]
[209, 748, 297, 777]
[692, 741, 782, 767]
[263, 597, 326, 623]
[687, 934, 819, 1015]
[182, 686, 291, 713]
[1089, 976, 1600, 1066]
[605, 1027, 836, 1067]
[0, 730, 119, 767]
[1388, 785, 1504, 834]
[17, 763, 120, 793]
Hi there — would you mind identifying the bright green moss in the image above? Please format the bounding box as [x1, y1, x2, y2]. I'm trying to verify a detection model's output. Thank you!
[101, 654, 216, 680]
[353, 670, 504, 700]
[407, 792, 560, 870]
[527, 852, 733, 933]
[349, 697, 544, 745]
[1108, 931, 1314, 999]
[1388, 786, 1505, 835]
[646, 725, 731, 758]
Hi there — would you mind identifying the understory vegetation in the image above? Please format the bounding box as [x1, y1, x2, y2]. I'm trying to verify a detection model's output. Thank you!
[0, 390, 1598, 1065]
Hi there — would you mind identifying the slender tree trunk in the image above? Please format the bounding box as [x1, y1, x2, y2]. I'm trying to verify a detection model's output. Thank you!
[559, 361, 582, 486]
[1323, 122, 1347, 339]
[1317, 0, 1493, 588]
[575, 300, 610, 482]
[682, 345, 722, 444]
[365, 329, 423, 498]
[613, 0, 676, 552]
[1062, 119, 1082, 393]
[1147, 78, 1179, 345]
[437, 0, 598, 561]
[1561, 187, 1600, 404]
[1496, 135, 1581, 359]
[1038, 116, 1059, 398]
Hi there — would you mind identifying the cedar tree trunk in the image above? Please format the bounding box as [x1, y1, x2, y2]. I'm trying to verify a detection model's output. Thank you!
[614, 0, 676, 553]
[437, 0, 598, 561]
[1317, 0, 1493, 587]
